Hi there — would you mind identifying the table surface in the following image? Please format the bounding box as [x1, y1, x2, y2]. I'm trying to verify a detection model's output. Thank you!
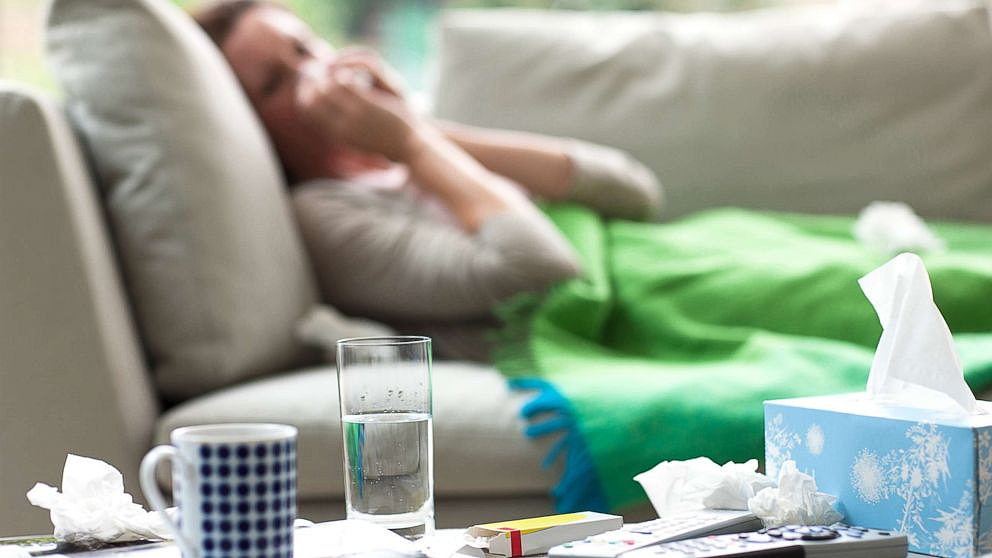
[0, 528, 934, 558]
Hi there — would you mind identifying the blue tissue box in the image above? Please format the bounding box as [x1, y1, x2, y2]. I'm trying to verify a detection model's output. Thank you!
[764, 393, 992, 558]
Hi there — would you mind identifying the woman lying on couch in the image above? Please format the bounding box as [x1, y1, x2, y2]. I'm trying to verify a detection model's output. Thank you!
[192, 0, 663, 362]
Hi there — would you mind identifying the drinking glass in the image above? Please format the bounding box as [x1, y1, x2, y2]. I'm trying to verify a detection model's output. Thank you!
[336, 336, 434, 539]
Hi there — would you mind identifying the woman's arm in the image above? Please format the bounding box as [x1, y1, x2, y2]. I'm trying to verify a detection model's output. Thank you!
[297, 67, 542, 232]
[400, 127, 535, 233]
[293, 63, 583, 320]
[434, 120, 575, 201]
[292, 182, 582, 321]
[323, 54, 663, 220]
[437, 121, 664, 221]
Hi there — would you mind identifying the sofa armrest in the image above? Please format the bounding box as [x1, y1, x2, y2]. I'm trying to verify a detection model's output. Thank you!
[0, 82, 160, 535]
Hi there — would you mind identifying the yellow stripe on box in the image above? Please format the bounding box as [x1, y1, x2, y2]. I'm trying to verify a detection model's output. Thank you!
[478, 512, 590, 535]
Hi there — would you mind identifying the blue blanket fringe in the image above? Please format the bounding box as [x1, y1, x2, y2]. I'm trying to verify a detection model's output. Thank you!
[509, 378, 610, 513]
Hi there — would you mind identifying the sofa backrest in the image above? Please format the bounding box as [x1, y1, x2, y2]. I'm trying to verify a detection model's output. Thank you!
[434, 1, 992, 222]
[46, 0, 320, 402]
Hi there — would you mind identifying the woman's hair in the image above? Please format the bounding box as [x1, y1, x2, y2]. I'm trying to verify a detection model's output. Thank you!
[191, 0, 274, 47]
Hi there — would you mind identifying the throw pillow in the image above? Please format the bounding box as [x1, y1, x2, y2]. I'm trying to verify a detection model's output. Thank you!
[46, 0, 319, 401]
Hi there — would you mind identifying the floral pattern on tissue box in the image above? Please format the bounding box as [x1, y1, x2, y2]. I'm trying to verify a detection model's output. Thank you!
[764, 393, 992, 558]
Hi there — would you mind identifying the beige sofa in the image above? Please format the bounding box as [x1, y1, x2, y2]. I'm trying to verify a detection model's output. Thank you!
[4, 0, 992, 537]
[0, 80, 563, 535]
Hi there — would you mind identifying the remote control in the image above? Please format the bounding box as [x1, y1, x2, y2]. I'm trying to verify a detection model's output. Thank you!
[620, 524, 907, 558]
[548, 509, 764, 558]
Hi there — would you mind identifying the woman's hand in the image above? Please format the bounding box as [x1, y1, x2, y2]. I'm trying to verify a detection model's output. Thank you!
[296, 59, 424, 162]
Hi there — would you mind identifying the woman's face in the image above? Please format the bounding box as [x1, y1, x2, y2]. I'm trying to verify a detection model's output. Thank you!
[221, 5, 336, 180]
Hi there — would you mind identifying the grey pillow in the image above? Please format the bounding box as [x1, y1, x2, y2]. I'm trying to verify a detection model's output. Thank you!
[46, 0, 319, 401]
[435, 1, 992, 222]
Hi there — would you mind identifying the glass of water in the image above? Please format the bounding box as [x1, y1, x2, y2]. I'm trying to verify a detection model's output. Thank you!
[336, 336, 434, 539]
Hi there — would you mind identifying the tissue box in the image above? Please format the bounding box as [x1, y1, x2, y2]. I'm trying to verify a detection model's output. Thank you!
[765, 393, 992, 558]
[466, 512, 622, 556]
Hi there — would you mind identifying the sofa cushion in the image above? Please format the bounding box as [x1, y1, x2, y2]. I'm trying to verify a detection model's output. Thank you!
[46, 0, 319, 401]
[155, 362, 558, 500]
[434, 1, 992, 222]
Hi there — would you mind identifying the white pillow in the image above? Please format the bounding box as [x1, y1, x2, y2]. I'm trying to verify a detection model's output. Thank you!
[47, 0, 319, 400]
[434, 1, 992, 221]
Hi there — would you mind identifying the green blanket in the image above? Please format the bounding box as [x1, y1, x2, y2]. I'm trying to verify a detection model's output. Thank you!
[493, 207, 992, 513]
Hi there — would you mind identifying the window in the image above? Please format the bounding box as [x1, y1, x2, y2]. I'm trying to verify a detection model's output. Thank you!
[0, 0, 52, 89]
[0, 0, 822, 92]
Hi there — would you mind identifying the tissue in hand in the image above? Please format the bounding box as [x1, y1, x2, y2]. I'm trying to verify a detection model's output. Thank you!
[26, 454, 173, 543]
[764, 253, 992, 557]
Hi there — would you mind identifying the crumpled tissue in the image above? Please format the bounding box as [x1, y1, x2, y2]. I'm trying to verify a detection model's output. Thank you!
[747, 461, 843, 527]
[858, 251, 979, 415]
[26, 454, 174, 543]
[635, 457, 842, 527]
[853, 201, 944, 256]
[634, 457, 776, 515]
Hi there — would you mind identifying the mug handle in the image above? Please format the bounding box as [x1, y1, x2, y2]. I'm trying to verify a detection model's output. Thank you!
[140, 446, 196, 558]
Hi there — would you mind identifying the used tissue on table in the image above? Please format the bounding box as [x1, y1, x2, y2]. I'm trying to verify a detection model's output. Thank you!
[747, 461, 842, 527]
[764, 253, 992, 558]
[26, 454, 173, 543]
[634, 457, 775, 514]
[634, 457, 839, 526]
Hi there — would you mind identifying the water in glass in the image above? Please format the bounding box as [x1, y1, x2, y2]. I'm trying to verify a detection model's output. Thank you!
[341, 411, 434, 537]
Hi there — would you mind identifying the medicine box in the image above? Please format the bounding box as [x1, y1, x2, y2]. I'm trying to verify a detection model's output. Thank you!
[467, 511, 622, 557]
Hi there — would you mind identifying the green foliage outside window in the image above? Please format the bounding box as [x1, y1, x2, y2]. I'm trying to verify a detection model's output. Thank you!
[0, 0, 816, 91]
[198, 0, 812, 91]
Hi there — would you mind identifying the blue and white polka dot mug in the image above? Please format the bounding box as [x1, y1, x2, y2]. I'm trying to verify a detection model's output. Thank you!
[140, 424, 298, 558]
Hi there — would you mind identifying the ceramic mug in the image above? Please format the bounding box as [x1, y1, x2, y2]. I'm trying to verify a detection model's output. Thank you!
[140, 423, 298, 558]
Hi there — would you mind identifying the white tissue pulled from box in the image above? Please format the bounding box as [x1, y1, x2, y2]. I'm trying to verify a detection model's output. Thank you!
[858, 252, 979, 415]
[634, 457, 776, 515]
[747, 461, 842, 528]
[26, 454, 174, 543]
[853, 201, 945, 256]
